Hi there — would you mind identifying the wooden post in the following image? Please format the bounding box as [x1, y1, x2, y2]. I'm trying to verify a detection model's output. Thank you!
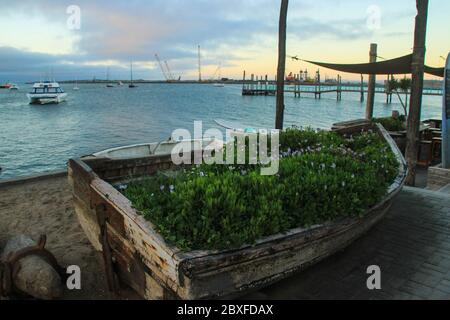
[388, 75, 393, 103]
[337, 75, 340, 101]
[298, 73, 301, 98]
[366, 43, 378, 119]
[405, 0, 429, 186]
[360, 74, 365, 102]
[386, 74, 394, 104]
[265, 75, 268, 94]
[243, 70, 246, 92]
[385, 75, 389, 104]
[317, 70, 321, 99]
[275, 0, 289, 130]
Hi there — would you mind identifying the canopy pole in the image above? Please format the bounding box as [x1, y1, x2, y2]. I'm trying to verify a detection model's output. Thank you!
[406, 0, 429, 186]
[443, 54, 450, 169]
[275, 0, 289, 130]
[365, 43, 378, 119]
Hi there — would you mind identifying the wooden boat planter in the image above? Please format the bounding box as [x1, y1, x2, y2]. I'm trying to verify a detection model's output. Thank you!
[68, 123, 407, 300]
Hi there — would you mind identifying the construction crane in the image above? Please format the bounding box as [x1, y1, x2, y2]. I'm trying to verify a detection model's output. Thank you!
[164, 61, 174, 81]
[155, 54, 169, 81]
[154, 54, 180, 82]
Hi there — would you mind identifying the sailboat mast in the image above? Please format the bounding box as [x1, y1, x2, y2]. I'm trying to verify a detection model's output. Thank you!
[130, 62, 133, 84]
[198, 45, 202, 82]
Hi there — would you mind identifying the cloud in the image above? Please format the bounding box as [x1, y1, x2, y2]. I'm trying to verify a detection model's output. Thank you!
[288, 17, 373, 41]
[0, 0, 285, 80]
[0, 0, 445, 81]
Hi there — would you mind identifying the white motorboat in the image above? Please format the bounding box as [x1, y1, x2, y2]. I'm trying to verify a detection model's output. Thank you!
[27, 81, 68, 104]
[9, 84, 19, 90]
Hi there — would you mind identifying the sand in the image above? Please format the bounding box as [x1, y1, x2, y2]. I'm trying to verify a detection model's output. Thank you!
[0, 174, 138, 300]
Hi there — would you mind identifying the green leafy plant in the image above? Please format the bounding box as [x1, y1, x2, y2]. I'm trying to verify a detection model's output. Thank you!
[122, 129, 399, 251]
[373, 116, 406, 132]
[387, 76, 411, 116]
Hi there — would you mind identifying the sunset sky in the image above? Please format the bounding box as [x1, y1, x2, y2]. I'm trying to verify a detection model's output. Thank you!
[0, 0, 448, 82]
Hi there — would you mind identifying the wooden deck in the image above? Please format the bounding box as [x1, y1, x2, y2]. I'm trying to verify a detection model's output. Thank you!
[242, 83, 443, 99]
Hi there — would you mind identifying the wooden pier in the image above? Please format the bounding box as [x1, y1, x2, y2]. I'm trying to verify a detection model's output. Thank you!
[241, 72, 443, 102]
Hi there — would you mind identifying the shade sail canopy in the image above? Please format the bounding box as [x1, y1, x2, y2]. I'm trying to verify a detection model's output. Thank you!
[302, 54, 444, 77]
[424, 65, 445, 77]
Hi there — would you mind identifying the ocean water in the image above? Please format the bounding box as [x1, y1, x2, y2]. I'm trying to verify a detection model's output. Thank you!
[0, 83, 443, 180]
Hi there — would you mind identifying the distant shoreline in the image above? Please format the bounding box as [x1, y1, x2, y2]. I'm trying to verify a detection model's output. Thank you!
[20, 79, 442, 88]
[28, 79, 384, 87]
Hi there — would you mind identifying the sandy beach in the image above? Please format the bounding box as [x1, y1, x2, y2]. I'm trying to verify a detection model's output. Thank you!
[0, 173, 138, 300]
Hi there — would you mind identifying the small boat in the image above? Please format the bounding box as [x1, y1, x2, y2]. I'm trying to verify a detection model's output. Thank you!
[118, 81, 124, 86]
[27, 81, 67, 105]
[69, 122, 407, 300]
[73, 79, 80, 91]
[9, 84, 19, 90]
[129, 62, 137, 88]
[106, 67, 115, 88]
[0, 83, 12, 89]
[212, 63, 225, 87]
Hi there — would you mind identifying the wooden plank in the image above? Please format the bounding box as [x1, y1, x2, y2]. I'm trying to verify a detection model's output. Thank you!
[90, 178, 183, 288]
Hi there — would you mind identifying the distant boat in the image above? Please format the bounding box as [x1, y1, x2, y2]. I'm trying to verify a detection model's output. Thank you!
[27, 81, 67, 105]
[212, 63, 224, 87]
[118, 81, 124, 86]
[0, 83, 12, 89]
[106, 67, 115, 88]
[9, 84, 19, 90]
[129, 62, 137, 88]
[73, 79, 79, 91]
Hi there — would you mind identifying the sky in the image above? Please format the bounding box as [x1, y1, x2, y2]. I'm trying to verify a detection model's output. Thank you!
[0, 0, 448, 82]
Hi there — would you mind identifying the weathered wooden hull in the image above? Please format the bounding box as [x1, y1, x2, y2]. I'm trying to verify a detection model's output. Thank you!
[68, 123, 407, 300]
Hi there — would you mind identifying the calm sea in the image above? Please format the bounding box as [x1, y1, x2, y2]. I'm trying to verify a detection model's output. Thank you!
[0, 83, 443, 180]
